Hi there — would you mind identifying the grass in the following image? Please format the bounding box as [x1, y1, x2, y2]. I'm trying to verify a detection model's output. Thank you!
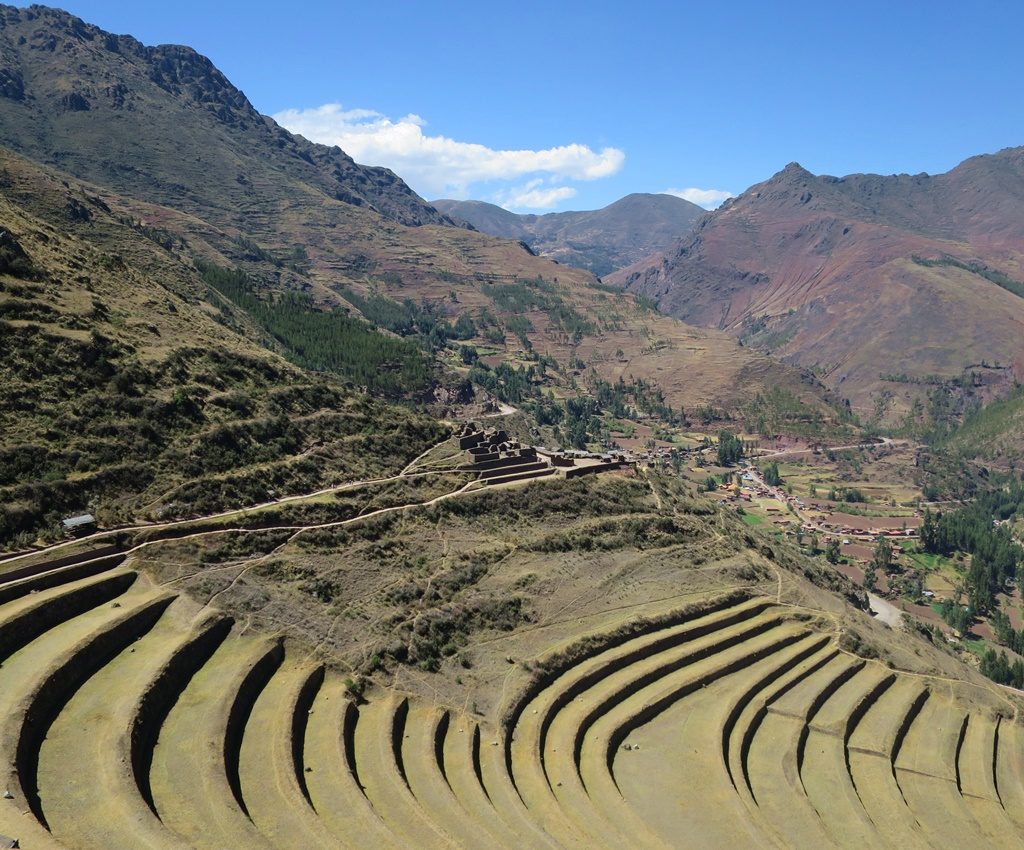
[1, 452, 1015, 850]
[0, 155, 447, 549]
[961, 635, 988, 659]
[9, 510, 1018, 850]
[741, 513, 764, 526]
[905, 551, 946, 571]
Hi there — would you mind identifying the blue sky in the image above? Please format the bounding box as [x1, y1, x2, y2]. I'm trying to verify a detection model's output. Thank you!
[29, 1, 1024, 211]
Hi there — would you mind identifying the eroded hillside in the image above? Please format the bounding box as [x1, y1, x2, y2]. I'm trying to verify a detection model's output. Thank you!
[611, 152, 1024, 421]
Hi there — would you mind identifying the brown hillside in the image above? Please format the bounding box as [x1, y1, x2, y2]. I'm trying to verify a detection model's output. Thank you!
[0, 146, 446, 547]
[0, 4, 837, 422]
[611, 151, 1024, 417]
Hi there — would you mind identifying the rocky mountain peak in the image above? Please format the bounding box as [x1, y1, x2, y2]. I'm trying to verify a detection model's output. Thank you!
[0, 3, 451, 228]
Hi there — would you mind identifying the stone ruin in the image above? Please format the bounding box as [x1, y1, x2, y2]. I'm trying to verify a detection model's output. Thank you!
[454, 423, 630, 486]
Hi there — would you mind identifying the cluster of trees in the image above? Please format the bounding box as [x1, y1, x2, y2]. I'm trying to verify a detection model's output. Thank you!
[201, 263, 433, 397]
[950, 599, 1024, 689]
[762, 461, 782, 486]
[481, 277, 557, 312]
[937, 597, 973, 635]
[557, 397, 604, 450]
[338, 286, 476, 347]
[503, 314, 534, 348]
[546, 302, 596, 340]
[589, 375, 682, 426]
[979, 649, 1024, 689]
[466, 360, 686, 451]
[527, 393, 605, 451]
[717, 430, 745, 466]
[873, 536, 894, 572]
[480, 277, 594, 343]
[862, 536, 895, 592]
[920, 485, 1024, 612]
[742, 385, 851, 439]
[828, 486, 868, 503]
[990, 609, 1024, 656]
[468, 361, 542, 405]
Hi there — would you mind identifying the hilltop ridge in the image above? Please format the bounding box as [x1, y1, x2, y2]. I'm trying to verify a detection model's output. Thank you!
[0, 3, 450, 227]
[0, 2, 839, 429]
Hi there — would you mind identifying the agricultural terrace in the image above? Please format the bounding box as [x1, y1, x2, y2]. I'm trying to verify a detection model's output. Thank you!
[0, 548, 1022, 850]
[2, 433, 1024, 849]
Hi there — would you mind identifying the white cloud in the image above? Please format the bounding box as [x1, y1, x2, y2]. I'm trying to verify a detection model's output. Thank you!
[662, 187, 734, 209]
[272, 102, 624, 202]
[496, 179, 577, 211]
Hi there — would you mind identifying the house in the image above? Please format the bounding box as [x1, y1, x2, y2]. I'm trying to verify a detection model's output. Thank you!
[62, 514, 96, 536]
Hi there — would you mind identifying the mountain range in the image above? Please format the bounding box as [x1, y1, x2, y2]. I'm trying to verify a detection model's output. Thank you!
[3, 0, 1023, 488]
[0, 0, 849, 553]
[6, 12, 1024, 850]
[610, 151, 1024, 420]
[0, 4, 835, 421]
[0, 4, 447, 228]
[432, 193, 705, 276]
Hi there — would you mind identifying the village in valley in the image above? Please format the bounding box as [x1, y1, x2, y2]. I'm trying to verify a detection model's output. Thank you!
[585, 419, 1024, 663]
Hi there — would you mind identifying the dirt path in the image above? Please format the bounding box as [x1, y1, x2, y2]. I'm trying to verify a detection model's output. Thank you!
[756, 436, 903, 460]
[0, 440, 465, 569]
[480, 402, 518, 418]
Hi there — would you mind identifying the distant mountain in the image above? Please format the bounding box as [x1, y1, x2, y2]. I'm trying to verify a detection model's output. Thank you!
[432, 193, 704, 276]
[609, 150, 1024, 418]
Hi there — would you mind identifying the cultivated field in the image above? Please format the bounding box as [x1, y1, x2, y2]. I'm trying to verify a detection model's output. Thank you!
[1, 549, 1023, 849]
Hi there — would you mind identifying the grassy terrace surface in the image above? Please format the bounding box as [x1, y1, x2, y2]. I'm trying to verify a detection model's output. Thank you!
[2, 549, 1023, 849]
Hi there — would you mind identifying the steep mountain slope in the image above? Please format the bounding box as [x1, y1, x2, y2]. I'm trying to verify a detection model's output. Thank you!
[433, 193, 704, 276]
[0, 146, 444, 548]
[0, 4, 448, 227]
[611, 151, 1024, 417]
[0, 4, 839, 428]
